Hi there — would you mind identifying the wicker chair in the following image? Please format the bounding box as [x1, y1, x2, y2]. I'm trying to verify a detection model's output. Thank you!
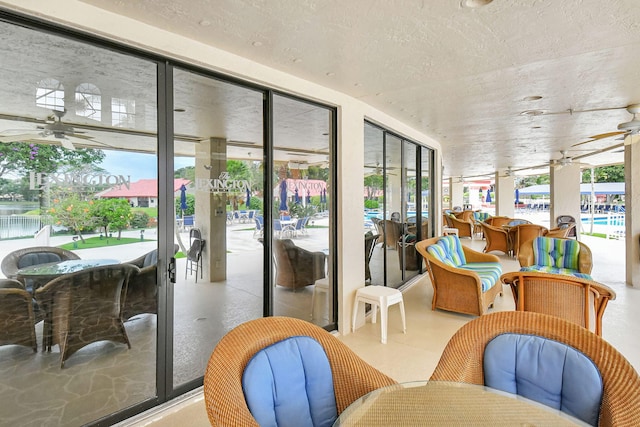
[445, 214, 474, 239]
[0, 278, 37, 351]
[501, 271, 616, 336]
[415, 236, 503, 316]
[1, 246, 80, 292]
[544, 223, 576, 238]
[509, 223, 548, 258]
[479, 222, 510, 254]
[121, 244, 179, 320]
[274, 239, 326, 290]
[430, 311, 640, 426]
[484, 216, 512, 227]
[203, 316, 396, 427]
[364, 232, 379, 282]
[382, 219, 403, 249]
[34, 264, 138, 367]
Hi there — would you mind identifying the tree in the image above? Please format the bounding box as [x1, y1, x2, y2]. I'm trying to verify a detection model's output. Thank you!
[227, 160, 251, 211]
[175, 166, 195, 181]
[48, 194, 96, 243]
[582, 165, 624, 183]
[91, 198, 132, 239]
[364, 174, 383, 200]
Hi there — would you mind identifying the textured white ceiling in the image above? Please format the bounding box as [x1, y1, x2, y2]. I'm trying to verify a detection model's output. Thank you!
[7, 0, 640, 177]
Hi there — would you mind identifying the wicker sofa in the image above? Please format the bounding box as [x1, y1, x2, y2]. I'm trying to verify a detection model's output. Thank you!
[416, 235, 503, 316]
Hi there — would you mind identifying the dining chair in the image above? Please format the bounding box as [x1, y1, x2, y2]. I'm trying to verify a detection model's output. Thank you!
[510, 223, 548, 258]
[500, 271, 616, 336]
[203, 316, 396, 427]
[34, 264, 138, 367]
[1, 246, 80, 292]
[273, 239, 325, 290]
[479, 222, 510, 254]
[430, 311, 640, 426]
[0, 278, 37, 352]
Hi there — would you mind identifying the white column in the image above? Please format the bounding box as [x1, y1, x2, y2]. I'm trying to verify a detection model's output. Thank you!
[550, 163, 581, 236]
[625, 134, 640, 286]
[450, 180, 464, 210]
[494, 171, 515, 218]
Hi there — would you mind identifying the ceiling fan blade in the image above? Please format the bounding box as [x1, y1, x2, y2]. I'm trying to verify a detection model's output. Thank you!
[572, 131, 627, 147]
[58, 138, 76, 151]
[0, 133, 44, 143]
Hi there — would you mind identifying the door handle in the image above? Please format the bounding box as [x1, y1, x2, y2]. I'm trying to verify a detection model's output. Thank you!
[168, 257, 176, 283]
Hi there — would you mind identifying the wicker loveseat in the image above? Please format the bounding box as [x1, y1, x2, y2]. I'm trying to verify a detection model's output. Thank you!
[518, 237, 592, 279]
[416, 235, 503, 316]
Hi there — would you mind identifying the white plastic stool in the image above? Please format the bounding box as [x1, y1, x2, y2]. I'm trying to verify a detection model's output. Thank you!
[352, 286, 406, 344]
[311, 278, 329, 319]
[443, 227, 459, 236]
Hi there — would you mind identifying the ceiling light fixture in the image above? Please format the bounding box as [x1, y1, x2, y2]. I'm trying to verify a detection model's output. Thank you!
[523, 96, 543, 101]
[520, 109, 545, 116]
[460, 0, 493, 8]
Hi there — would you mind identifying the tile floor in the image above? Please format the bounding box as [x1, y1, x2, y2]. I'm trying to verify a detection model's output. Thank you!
[122, 234, 640, 427]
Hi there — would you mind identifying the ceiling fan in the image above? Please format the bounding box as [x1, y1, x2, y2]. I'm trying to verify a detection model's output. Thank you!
[0, 109, 93, 150]
[571, 103, 640, 148]
[550, 150, 590, 169]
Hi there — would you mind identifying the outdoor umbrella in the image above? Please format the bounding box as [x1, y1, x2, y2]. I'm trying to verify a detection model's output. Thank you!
[179, 184, 188, 217]
[245, 187, 251, 208]
[515, 188, 520, 204]
[306, 191, 311, 204]
[321, 188, 326, 203]
[279, 180, 288, 211]
[486, 189, 492, 203]
[294, 188, 300, 204]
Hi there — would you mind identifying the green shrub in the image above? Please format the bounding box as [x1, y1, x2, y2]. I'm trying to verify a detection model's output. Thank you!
[131, 211, 150, 229]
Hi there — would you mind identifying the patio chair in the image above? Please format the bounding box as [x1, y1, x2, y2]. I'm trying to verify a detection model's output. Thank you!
[34, 264, 138, 367]
[544, 222, 576, 238]
[509, 223, 548, 258]
[518, 236, 593, 278]
[480, 222, 510, 255]
[253, 216, 264, 238]
[0, 278, 37, 351]
[365, 231, 380, 282]
[484, 216, 511, 227]
[500, 271, 616, 336]
[382, 219, 403, 249]
[204, 316, 396, 427]
[121, 244, 179, 320]
[1, 246, 80, 293]
[445, 213, 474, 239]
[273, 239, 325, 290]
[557, 215, 577, 238]
[185, 238, 205, 282]
[430, 311, 640, 426]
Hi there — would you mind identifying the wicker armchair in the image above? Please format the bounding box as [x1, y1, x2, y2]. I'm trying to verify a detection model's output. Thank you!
[500, 271, 616, 336]
[34, 264, 138, 367]
[445, 214, 474, 239]
[121, 244, 179, 320]
[0, 279, 37, 351]
[480, 222, 510, 254]
[430, 311, 640, 426]
[544, 223, 576, 238]
[484, 216, 511, 227]
[204, 316, 396, 426]
[382, 219, 403, 249]
[509, 223, 548, 258]
[415, 236, 503, 316]
[274, 239, 326, 290]
[1, 246, 80, 291]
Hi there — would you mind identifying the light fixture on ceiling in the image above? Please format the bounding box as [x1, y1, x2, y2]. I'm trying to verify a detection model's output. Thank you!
[618, 104, 640, 131]
[523, 95, 543, 101]
[460, 0, 493, 8]
[520, 109, 545, 116]
[288, 161, 309, 170]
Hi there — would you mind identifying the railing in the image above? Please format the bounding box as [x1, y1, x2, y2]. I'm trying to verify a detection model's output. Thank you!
[606, 213, 625, 240]
[0, 215, 55, 239]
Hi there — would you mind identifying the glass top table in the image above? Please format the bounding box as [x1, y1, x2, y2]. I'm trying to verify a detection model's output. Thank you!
[17, 259, 121, 279]
[334, 381, 589, 426]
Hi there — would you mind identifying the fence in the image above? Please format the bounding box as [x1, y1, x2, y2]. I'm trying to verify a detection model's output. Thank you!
[0, 215, 55, 239]
[606, 213, 625, 240]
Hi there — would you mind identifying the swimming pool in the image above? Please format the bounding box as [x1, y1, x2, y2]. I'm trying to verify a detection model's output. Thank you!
[581, 216, 624, 226]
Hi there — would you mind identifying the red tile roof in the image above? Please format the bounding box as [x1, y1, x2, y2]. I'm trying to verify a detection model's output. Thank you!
[98, 178, 190, 198]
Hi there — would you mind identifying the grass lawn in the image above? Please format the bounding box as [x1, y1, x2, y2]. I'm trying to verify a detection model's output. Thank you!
[59, 236, 153, 251]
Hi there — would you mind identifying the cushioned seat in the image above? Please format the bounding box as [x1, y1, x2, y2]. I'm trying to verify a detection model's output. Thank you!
[416, 235, 503, 316]
[518, 237, 593, 279]
[1, 247, 80, 292]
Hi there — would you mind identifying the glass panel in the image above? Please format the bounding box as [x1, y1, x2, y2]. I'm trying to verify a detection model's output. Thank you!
[272, 94, 333, 326]
[0, 21, 158, 425]
[364, 123, 385, 286]
[385, 134, 403, 288]
[172, 69, 265, 387]
[402, 142, 420, 281]
[421, 146, 433, 242]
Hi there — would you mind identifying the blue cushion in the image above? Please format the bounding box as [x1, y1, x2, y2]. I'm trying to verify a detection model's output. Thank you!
[484, 333, 602, 426]
[242, 336, 337, 427]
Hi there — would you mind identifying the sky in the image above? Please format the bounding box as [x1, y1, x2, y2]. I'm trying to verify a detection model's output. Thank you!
[98, 151, 194, 182]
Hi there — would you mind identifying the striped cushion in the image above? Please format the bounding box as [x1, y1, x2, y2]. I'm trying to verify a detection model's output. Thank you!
[459, 262, 502, 292]
[427, 235, 467, 267]
[532, 237, 580, 270]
